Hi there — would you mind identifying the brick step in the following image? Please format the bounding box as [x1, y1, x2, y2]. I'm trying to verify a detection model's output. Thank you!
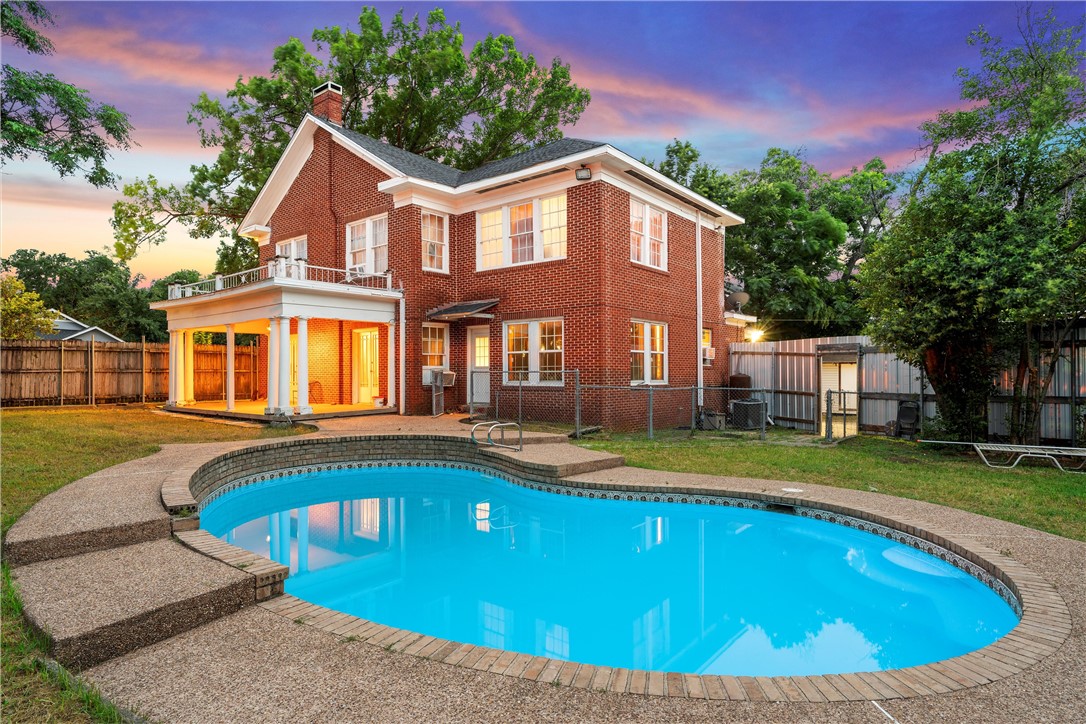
[12, 539, 257, 670]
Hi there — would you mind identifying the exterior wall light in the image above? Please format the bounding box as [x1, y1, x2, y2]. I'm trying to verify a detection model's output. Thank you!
[747, 328, 765, 343]
[575, 165, 592, 181]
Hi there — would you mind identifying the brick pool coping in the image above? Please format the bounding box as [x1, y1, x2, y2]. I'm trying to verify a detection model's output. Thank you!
[164, 433, 1073, 703]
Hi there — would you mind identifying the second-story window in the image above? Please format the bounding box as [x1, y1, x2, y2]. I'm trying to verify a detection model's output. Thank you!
[276, 236, 307, 260]
[630, 199, 667, 270]
[477, 192, 567, 271]
[421, 211, 448, 272]
[346, 215, 388, 275]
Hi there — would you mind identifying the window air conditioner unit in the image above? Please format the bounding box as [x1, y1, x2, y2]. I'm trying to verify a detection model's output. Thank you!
[703, 347, 716, 360]
[430, 370, 456, 387]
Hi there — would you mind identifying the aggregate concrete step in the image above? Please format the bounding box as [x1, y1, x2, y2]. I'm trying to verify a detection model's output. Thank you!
[482, 443, 625, 478]
[12, 538, 254, 670]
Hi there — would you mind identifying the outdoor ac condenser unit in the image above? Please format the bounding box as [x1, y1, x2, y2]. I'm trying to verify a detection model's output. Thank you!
[731, 399, 767, 430]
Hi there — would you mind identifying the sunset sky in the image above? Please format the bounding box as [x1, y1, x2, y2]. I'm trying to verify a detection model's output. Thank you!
[2, 1, 1082, 282]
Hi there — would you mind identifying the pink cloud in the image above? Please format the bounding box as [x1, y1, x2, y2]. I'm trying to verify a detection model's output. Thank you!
[48, 25, 263, 91]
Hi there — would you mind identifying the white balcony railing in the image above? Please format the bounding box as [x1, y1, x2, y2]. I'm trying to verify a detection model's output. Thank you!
[167, 258, 395, 300]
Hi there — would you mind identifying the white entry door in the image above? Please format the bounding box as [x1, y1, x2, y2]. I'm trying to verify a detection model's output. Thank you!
[467, 326, 490, 405]
[353, 329, 380, 404]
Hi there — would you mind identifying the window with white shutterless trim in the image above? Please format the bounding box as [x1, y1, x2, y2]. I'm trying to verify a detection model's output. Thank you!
[276, 236, 307, 260]
[476, 193, 567, 270]
[503, 319, 563, 385]
[421, 323, 448, 385]
[421, 211, 448, 272]
[346, 215, 388, 274]
[630, 198, 667, 270]
[630, 320, 667, 384]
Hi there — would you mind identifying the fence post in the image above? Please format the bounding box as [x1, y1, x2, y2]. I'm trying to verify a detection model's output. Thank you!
[141, 336, 146, 404]
[518, 377, 523, 426]
[574, 370, 581, 438]
[647, 385, 654, 440]
[690, 386, 697, 436]
[89, 341, 95, 406]
[760, 389, 767, 441]
[824, 389, 833, 441]
[59, 340, 64, 406]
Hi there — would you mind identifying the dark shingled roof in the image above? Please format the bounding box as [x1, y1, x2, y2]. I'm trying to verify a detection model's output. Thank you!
[328, 120, 607, 188]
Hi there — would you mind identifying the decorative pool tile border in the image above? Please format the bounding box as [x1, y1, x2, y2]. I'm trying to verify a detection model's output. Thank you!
[181, 436, 1072, 702]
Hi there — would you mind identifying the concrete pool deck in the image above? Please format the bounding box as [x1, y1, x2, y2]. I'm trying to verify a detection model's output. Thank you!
[5, 416, 1084, 723]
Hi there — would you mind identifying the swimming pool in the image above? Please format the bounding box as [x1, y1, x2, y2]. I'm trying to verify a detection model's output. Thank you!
[200, 463, 1019, 677]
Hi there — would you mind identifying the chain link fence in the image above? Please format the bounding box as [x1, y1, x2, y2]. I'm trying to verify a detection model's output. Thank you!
[466, 370, 771, 440]
[823, 389, 859, 441]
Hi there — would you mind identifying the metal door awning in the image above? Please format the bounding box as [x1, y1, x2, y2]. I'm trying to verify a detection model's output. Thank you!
[426, 299, 499, 321]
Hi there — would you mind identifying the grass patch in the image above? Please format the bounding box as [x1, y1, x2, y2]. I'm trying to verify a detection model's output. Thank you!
[1, 405, 309, 723]
[578, 431, 1084, 541]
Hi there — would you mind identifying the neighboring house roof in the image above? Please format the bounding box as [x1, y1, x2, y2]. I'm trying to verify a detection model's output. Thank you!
[37, 310, 124, 343]
[240, 115, 742, 236]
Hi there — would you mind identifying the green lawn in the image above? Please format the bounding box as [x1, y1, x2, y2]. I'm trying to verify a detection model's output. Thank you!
[577, 430, 1084, 542]
[1, 406, 308, 724]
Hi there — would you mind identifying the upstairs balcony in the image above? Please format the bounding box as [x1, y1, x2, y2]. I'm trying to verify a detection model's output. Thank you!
[166, 258, 396, 300]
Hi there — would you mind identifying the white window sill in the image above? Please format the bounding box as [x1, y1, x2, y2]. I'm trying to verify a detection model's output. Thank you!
[630, 380, 668, 386]
[422, 266, 449, 275]
[477, 256, 567, 273]
[630, 260, 668, 273]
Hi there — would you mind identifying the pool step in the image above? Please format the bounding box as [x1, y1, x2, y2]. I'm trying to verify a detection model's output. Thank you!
[12, 539, 255, 670]
[482, 443, 625, 478]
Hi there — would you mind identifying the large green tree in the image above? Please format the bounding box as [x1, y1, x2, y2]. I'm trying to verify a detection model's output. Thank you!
[1, 1, 133, 187]
[859, 7, 1085, 441]
[0, 250, 201, 342]
[0, 276, 57, 340]
[649, 142, 895, 338]
[111, 6, 591, 262]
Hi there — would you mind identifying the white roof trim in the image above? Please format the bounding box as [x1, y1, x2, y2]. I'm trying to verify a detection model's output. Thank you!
[61, 326, 124, 342]
[238, 114, 741, 231]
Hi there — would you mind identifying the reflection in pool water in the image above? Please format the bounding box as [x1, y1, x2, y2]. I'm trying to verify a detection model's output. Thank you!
[201, 466, 1017, 676]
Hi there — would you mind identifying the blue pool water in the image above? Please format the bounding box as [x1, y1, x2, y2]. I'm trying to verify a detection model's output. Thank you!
[200, 465, 1018, 676]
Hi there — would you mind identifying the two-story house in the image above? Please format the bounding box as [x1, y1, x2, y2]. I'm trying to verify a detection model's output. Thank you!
[152, 83, 749, 424]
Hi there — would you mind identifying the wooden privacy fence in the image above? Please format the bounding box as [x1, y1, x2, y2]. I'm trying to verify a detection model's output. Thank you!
[1, 339, 260, 407]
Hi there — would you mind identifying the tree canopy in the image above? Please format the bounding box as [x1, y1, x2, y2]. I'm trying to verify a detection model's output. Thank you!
[648, 141, 897, 338]
[859, 6, 1085, 440]
[0, 276, 57, 340]
[0, 250, 199, 342]
[1, 1, 133, 187]
[110, 6, 591, 263]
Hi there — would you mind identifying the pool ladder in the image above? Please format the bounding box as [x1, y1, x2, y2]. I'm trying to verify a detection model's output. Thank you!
[470, 421, 523, 452]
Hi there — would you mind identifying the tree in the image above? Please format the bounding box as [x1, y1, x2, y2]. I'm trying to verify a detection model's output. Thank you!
[111, 6, 591, 262]
[0, 250, 201, 342]
[1, 1, 133, 187]
[859, 6, 1085, 441]
[0, 276, 57, 339]
[649, 141, 891, 338]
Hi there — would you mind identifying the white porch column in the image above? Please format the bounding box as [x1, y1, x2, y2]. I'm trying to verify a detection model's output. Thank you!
[387, 322, 396, 409]
[266, 317, 279, 414]
[183, 329, 195, 404]
[167, 330, 178, 406]
[297, 507, 310, 574]
[296, 317, 311, 414]
[277, 315, 292, 415]
[225, 324, 236, 411]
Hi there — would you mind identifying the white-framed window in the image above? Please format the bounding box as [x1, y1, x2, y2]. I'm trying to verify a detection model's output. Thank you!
[630, 320, 667, 384]
[477, 192, 567, 270]
[346, 215, 388, 275]
[630, 199, 667, 270]
[276, 236, 307, 260]
[702, 328, 713, 367]
[421, 323, 448, 385]
[503, 318, 563, 385]
[421, 211, 448, 272]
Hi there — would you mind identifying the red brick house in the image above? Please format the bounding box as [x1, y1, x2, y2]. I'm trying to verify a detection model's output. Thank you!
[152, 83, 751, 422]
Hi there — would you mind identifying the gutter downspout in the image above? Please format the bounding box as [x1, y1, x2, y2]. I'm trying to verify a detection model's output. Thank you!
[696, 212, 704, 407]
[399, 294, 406, 415]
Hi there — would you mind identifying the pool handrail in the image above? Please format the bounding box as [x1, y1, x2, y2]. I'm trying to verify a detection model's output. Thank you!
[470, 420, 523, 452]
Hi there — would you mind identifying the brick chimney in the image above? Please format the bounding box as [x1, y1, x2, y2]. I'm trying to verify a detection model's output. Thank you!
[312, 81, 343, 125]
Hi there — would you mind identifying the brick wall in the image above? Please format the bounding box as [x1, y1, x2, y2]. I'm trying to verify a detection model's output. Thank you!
[257, 126, 746, 425]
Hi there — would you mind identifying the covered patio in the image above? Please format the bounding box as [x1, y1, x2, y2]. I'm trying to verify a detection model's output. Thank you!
[150, 260, 406, 419]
